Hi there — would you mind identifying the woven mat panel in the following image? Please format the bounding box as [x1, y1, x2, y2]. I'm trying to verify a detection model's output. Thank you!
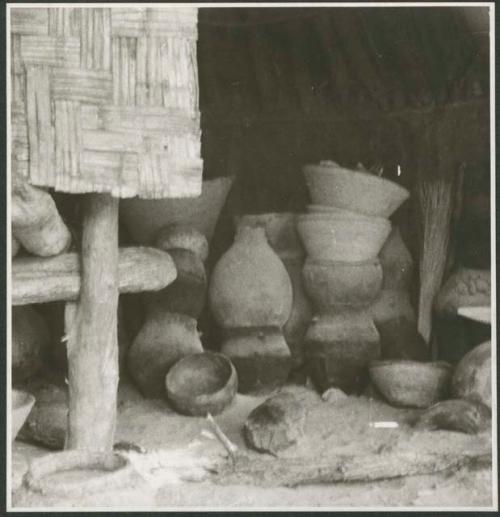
[10, 7, 203, 199]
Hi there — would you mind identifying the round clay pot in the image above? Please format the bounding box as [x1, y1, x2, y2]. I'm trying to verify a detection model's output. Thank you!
[12, 306, 50, 382]
[297, 213, 391, 262]
[378, 227, 413, 290]
[144, 249, 206, 319]
[120, 176, 234, 245]
[155, 224, 209, 262]
[304, 312, 381, 394]
[282, 257, 313, 369]
[12, 389, 35, 442]
[303, 162, 409, 218]
[234, 212, 304, 260]
[369, 289, 416, 324]
[221, 328, 292, 394]
[166, 352, 237, 416]
[376, 317, 430, 361]
[435, 268, 490, 316]
[302, 258, 383, 312]
[209, 225, 293, 329]
[369, 360, 452, 408]
[451, 341, 491, 409]
[127, 312, 203, 399]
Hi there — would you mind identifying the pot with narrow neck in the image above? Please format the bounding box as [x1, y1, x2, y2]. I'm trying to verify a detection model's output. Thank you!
[209, 225, 293, 393]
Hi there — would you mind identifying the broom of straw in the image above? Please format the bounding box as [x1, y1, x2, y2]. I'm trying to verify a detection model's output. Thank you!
[417, 177, 454, 353]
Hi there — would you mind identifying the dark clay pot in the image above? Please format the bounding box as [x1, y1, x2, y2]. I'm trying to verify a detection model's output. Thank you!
[304, 313, 381, 394]
[220, 328, 292, 395]
[302, 258, 383, 312]
[165, 352, 237, 416]
[144, 249, 206, 319]
[127, 312, 203, 399]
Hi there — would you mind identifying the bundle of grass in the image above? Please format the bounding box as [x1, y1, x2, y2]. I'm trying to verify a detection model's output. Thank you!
[416, 176, 454, 354]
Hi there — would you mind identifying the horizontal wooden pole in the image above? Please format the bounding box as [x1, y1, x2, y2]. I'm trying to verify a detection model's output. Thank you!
[12, 247, 177, 306]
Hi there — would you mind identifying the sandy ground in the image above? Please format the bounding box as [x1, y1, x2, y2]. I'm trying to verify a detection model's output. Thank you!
[10, 381, 495, 510]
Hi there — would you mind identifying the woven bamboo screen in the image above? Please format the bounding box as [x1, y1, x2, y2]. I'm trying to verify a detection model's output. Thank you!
[10, 7, 203, 199]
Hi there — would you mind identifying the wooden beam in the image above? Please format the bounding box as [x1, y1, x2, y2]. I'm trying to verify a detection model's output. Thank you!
[66, 193, 118, 451]
[12, 247, 177, 305]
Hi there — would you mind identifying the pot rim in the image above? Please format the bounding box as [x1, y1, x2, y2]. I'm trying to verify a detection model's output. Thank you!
[303, 164, 410, 198]
[369, 359, 452, 371]
[297, 213, 391, 228]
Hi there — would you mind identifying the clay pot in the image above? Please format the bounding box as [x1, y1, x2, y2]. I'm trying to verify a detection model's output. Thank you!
[144, 249, 207, 319]
[378, 227, 413, 290]
[376, 318, 430, 361]
[297, 213, 391, 262]
[127, 312, 203, 399]
[221, 328, 292, 394]
[303, 258, 383, 312]
[369, 360, 452, 408]
[120, 176, 234, 245]
[282, 258, 313, 369]
[12, 305, 50, 382]
[166, 352, 237, 416]
[12, 389, 35, 441]
[209, 225, 293, 329]
[234, 212, 304, 260]
[304, 312, 381, 394]
[451, 341, 491, 409]
[155, 224, 209, 262]
[370, 289, 416, 323]
[303, 161, 409, 218]
[233, 214, 311, 370]
[435, 268, 490, 316]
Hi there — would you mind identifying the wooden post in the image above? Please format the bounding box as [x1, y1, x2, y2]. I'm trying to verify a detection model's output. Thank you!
[66, 193, 119, 451]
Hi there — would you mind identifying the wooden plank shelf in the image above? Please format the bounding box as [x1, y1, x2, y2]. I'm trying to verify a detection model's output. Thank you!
[12, 246, 177, 306]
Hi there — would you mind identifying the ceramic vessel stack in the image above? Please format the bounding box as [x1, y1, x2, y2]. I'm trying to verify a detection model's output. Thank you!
[299, 161, 409, 394]
[209, 224, 293, 394]
[234, 213, 313, 373]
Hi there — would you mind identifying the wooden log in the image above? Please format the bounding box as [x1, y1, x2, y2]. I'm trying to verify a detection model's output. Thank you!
[12, 179, 72, 257]
[66, 193, 119, 451]
[215, 449, 491, 488]
[12, 247, 177, 305]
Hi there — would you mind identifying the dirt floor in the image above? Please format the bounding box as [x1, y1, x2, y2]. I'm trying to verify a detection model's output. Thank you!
[10, 381, 495, 510]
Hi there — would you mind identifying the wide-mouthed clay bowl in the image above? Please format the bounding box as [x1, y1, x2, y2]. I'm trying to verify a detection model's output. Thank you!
[12, 389, 35, 441]
[165, 352, 237, 416]
[369, 359, 452, 408]
[297, 213, 391, 262]
[303, 163, 409, 218]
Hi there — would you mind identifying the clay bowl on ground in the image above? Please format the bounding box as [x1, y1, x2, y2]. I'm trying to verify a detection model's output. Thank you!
[297, 213, 391, 262]
[303, 163, 409, 218]
[165, 352, 237, 416]
[368, 359, 452, 408]
[12, 389, 35, 441]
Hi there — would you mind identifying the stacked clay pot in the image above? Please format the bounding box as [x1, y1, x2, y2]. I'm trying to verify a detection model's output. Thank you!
[209, 224, 293, 394]
[369, 227, 429, 361]
[127, 224, 207, 398]
[234, 213, 312, 372]
[299, 161, 409, 394]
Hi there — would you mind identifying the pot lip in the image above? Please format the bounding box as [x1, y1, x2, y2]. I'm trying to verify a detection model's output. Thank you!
[369, 359, 452, 371]
[305, 206, 388, 224]
[303, 163, 410, 198]
[166, 352, 236, 400]
[297, 213, 391, 227]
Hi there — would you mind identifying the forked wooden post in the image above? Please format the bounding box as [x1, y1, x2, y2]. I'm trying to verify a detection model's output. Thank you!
[66, 194, 119, 450]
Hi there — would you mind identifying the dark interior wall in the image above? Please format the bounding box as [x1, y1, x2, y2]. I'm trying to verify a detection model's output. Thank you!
[197, 7, 490, 270]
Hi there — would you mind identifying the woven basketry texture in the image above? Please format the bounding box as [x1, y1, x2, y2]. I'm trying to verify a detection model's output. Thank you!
[10, 7, 202, 199]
